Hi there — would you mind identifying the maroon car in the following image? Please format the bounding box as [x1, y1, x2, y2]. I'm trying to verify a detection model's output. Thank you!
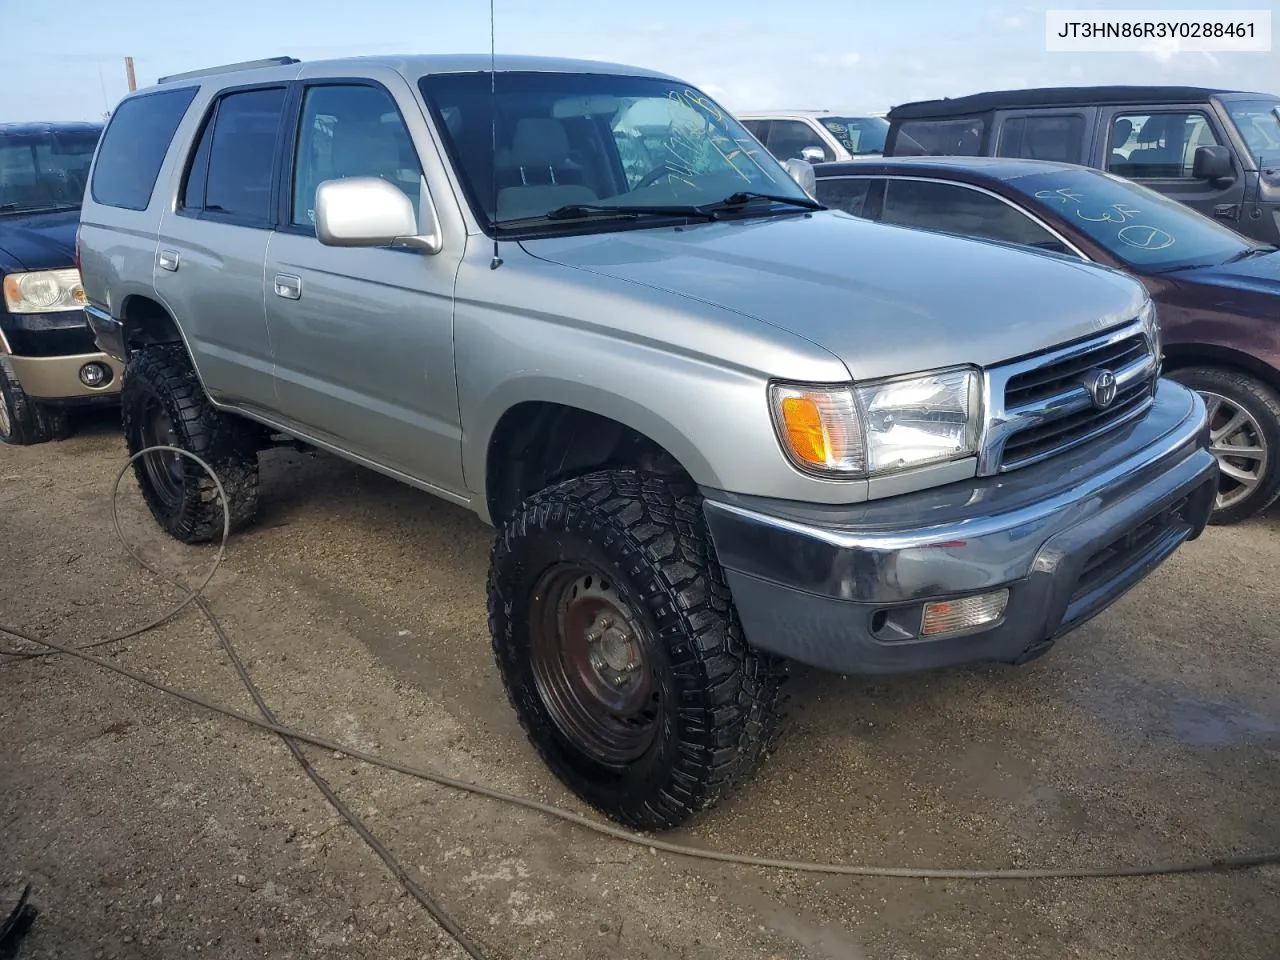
[812, 155, 1280, 525]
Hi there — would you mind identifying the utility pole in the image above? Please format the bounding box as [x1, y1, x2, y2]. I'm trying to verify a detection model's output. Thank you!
[124, 56, 137, 92]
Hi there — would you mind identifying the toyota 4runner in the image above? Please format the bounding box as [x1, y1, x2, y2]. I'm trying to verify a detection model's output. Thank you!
[77, 54, 1218, 830]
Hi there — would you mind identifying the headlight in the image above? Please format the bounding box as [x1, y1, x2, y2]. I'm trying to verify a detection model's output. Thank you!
[1139, 297, 1162, 367]
[2, 268, 86, 314]
[769, 367, 982, 478]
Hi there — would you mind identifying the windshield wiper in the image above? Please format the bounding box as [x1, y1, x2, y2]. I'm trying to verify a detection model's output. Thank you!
[544, 203, 722, 221]
[703, 191, 825, 212]
[1226, 244, 1278, 262]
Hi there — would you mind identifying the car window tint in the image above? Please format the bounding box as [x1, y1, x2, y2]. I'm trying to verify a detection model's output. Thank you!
[815, 177, 874, 217]
[997, 115, 1086, 163]
[880, 178, 1068, 252]
[90, 87, 198, 210]
[741, 119, 771, 143]
[1107, 112, 1222, 179]
[292, 83, 425, 229]
[766, 120, 832, 161]
[203, 86, 287, 222]
[180, 112, 215, 211]
[893, 118, 984, 156]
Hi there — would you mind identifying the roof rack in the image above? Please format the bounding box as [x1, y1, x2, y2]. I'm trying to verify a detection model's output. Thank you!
[157, 56, 300, 85]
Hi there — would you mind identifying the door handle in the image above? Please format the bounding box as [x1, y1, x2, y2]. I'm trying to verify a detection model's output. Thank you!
[158, 249, 180, 272]
[273, 273, 302, 300]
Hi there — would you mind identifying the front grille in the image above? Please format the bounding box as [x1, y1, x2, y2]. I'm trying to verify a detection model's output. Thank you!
[4, 324, 97, 357]
[991, 321, 1158, 473]
[1071, 495, 1190, 604]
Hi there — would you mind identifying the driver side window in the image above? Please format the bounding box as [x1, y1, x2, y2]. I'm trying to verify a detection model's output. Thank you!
[291, 83, 425, 230]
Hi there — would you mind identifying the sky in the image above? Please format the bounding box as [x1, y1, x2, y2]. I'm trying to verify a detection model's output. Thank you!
[1, 0, 1277, 122]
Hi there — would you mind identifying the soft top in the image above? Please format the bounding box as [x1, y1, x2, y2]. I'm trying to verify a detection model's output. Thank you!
[886, 85, 1259, 121]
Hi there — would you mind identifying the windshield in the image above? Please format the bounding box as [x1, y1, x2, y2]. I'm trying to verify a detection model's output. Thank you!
[0, 127, 100, 215]
[1222, 98, 1280, 165]
[817, 116, 888, 155]
[1005, 166, 1262, 271]
[417, 71, 811, 230]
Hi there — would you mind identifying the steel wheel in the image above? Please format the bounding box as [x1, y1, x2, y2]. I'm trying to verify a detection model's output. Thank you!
[527, 563, 661, 768]
[1202, 390, 1268, 511]
[138, 397, 185, 511]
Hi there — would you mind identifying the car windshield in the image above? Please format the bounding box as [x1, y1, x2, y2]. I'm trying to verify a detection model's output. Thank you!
[1222, 98, 1280, 165]
[0, 127, 100, 215]
[1006, 165, 1263, 271]
[417, 70, 811, 230]
[817, 115, 889, 155]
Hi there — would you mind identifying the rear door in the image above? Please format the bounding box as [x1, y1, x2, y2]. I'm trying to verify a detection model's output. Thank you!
[262, 77, 466, 494]
[1099, 104, 1248, 228]
[153, 83, 289, 412]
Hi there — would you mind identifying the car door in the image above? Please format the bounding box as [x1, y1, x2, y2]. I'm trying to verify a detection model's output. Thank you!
[153, 83, 289, 413]
[765, 119, 836, 163]
[262, 77, 466, 495]
[874, 176, 1078, 255]
[1100, 105, 1248, 229]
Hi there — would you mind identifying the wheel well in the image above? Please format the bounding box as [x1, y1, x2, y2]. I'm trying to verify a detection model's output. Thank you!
[1162, 344, 1280, 396]
[485, 402, 690, 522]
[121, 296, 182, 349]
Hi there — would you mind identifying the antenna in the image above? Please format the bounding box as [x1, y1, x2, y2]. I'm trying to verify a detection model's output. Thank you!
[488, 0, 503, 270]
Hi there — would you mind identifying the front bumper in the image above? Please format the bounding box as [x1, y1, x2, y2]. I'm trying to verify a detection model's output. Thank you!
[5, 352, 123, 401]
[701, 379, 1217, 675]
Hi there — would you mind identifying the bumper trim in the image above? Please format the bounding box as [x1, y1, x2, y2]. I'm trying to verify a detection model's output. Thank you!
[84, 304, 128, 363]
[6, 352, 123, 400]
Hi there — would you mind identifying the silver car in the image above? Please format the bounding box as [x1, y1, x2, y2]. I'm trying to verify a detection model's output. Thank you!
[77, 53, 1217, 831]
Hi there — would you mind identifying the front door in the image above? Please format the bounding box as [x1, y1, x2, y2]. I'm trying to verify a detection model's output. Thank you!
[263, 78, 466, 496]
[1099, 105, 1249, 230]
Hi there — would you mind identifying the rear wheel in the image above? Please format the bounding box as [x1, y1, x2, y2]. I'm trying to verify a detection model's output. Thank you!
[487, 468, 788, 831]
[121, 344, 261, 543]
[1168, 365, 1280, 525]
[0, 359, 68, 446]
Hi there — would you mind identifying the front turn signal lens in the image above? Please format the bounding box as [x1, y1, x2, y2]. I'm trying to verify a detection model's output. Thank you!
[769, 383, 865, 475]
[920, 589, 1009, 638]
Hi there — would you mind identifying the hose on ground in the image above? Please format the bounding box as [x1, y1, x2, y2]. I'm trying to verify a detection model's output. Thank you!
[2, 446, 1277, 916]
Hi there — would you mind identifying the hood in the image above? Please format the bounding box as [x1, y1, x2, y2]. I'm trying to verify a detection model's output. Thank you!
[0, 208, 80, 272]
[1169, 248, 1280, 301]
[517, 211, 1147, 381]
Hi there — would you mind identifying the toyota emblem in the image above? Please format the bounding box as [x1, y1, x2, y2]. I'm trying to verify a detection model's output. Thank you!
[1086, 369, 1118, 409]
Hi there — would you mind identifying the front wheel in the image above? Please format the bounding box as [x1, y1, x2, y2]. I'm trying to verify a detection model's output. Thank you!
[487, 469, 787, 831]
[1168, 365, 1280, 525]
[0, 359, 69, 446]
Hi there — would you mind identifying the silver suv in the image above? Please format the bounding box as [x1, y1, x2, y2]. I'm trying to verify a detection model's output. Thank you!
[78, 53, 1218, 830]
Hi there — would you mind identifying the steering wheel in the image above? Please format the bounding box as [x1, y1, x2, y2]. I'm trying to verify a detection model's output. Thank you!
[632, 166, 679, 190]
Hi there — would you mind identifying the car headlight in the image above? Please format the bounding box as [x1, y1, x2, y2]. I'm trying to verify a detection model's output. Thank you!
[769, 367, 982, 479]
[1139, 297, 1162, 368]
[2, 268, 86, 314]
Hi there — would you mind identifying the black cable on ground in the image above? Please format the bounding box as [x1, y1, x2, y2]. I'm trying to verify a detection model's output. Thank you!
[2, 446, 1279, 902]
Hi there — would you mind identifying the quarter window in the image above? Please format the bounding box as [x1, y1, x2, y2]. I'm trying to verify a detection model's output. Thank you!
[291, 83, 425, 230]
[90, 86, 198, 210]
[892, 118, 985, 156]
[997, 115, 1086, 163]
[879, 178, 1069, 253]
[1107, 111, 1222, 179]
[814, 177, 874, 217]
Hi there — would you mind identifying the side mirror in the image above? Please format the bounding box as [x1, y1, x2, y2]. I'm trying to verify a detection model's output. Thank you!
[800, 146, 826, 164]
[315, 177, 442, 254]
[782, 158, 817, 197]
[1192, 145, 1234, 183]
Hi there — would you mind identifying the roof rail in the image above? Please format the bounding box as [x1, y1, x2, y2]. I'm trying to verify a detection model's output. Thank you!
[157, 56, 300, 85]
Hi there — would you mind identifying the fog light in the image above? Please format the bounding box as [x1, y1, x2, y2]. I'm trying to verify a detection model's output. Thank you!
[920, 589, 1009, 638]
[79, 362, 110, 387]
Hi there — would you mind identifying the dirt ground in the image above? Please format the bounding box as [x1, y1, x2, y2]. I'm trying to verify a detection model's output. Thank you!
[2, 408, 1278, 960]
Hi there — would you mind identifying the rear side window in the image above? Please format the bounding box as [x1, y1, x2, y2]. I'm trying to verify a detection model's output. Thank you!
[199, 87, 288, 223]
[90, 86, 198, 210]
[997, 115, 1086, 163]
[892, 118, 985, 157]
[815, 177, 875, 217]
